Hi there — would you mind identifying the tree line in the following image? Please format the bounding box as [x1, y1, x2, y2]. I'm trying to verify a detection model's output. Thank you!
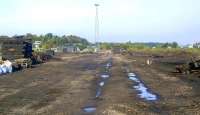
[0, 33, 90, 50]
[100, 42, 179, 50]
[26, 33, 90, 50]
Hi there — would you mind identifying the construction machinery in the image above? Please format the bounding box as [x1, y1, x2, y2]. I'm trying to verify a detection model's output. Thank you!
[0, 36, 55, 72]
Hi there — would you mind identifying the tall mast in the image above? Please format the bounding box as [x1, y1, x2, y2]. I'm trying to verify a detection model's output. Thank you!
[94, 4, 100, 50]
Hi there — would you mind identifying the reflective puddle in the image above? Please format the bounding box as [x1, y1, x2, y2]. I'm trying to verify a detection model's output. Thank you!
[101, 74, 110, 78]
[133, 83, 157, 101]
[95, 62, 111, 98]
[95, 87, 102, 98]
[128, 73, 136, 77]
[129, 76, 140, 82]
[128, 72, 158, 101]
[99, 81, 105, 86]
[105, 63, 112, 68]
[83, 106, 96, 113]
[82, 59, 112, 113]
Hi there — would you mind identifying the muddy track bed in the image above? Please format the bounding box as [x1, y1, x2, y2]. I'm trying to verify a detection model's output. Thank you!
[0, 53, 108, 115]
[0, 53, 199, 115]
[117, 53, 200, 114]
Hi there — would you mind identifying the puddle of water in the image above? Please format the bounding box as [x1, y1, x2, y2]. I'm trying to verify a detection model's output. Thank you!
[133, 83, 157, 101]
[128, 72, 158, 101]
[129, 76, 140, 83]
[83, 106, 96, 113]
[95, 87, 102, 98]
[128, 73, 140, 82]
[82, 59, 112, 114]
[128, 73, 136, 77]
[106, 63, 112, 68]
[101, 74, 109, 78]
[99, 81, 105, 86]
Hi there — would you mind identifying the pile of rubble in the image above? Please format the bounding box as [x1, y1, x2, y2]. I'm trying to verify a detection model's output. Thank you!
[176, 57, 200, 74]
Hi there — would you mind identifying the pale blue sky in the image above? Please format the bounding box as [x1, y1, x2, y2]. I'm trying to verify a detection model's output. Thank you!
[0, 0, 199, 44]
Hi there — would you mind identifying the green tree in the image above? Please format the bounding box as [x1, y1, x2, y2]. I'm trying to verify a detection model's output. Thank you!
[171, 42, 178, 48]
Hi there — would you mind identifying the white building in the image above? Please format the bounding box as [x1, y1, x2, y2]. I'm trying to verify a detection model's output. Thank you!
[33, 41, 41, 49]
[188, 44, 194, 48]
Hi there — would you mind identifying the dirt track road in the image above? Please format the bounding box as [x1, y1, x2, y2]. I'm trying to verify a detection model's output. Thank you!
[100, 54, 200, 115]
[0, 53, 199, 115]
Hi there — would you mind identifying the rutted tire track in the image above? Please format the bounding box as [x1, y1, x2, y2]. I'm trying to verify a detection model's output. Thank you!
[122, 64, 159, 101]
[82, 55, 113, 114]
[0, 54, 104, 115]
[119, 54, 200, 114]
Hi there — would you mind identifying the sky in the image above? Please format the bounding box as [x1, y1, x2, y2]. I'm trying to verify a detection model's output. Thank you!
[0, 0, 199, 44]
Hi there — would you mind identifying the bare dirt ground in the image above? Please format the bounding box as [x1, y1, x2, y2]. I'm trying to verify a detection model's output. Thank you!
[0, 52, 199, 115]
[0, 53, 108, 115]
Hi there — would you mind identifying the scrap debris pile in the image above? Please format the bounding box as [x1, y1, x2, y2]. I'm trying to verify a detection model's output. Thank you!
[176, 57, 200, 74]
[0, 36, 32, 60]
[0, 36, 54, 75]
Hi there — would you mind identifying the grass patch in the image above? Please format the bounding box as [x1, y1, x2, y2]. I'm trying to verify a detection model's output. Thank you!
[127, 48, 200, 57]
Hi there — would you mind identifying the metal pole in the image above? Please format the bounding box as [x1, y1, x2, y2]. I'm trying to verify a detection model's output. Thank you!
[95, 4, 99, 51]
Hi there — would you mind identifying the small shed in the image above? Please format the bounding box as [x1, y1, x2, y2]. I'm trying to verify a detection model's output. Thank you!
[62, 44, 80, 53]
